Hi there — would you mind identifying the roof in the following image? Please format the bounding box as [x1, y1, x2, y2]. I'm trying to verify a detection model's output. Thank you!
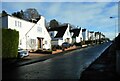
[1, 15, 41, 24]
[70, 28, 81, 38]
[82, 29, 86, 32]
[90, 31, 94, 33]
[47, 25, 68, 38]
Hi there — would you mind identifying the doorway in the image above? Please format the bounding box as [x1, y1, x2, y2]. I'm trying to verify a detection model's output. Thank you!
[37, 37, 44, 49]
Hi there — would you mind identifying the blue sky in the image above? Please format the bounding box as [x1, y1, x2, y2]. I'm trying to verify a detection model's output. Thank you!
[1, 1, 119, 40]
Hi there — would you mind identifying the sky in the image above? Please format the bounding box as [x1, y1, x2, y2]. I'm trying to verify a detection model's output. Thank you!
[1, 0, 119, 40]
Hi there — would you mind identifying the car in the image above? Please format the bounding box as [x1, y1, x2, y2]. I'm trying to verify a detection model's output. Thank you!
[62, 42, 70, 49]
[18, 48, 29, 58]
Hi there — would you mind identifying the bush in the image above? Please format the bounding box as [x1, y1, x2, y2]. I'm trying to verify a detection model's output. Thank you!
[2, 29, 19, 58]
[74, 42, 82, 46]
[85, 40, 92, 44]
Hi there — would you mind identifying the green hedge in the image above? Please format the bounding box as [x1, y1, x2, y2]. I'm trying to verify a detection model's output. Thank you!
[2, 29, 19, 58]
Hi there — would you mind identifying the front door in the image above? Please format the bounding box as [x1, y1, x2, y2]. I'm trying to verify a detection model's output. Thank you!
[37, 37, 43, 49]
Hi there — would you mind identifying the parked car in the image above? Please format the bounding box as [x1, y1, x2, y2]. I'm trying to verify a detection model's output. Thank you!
[62, 42, 70, 49]
[18, 48, 29, 58]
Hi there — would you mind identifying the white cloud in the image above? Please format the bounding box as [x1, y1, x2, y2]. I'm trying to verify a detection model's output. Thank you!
[1, 2, 118, 40]
[1, 0, 120, 2]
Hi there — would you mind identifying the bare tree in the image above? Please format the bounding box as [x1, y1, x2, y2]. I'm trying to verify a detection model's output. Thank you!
[23, 8, 40, 21]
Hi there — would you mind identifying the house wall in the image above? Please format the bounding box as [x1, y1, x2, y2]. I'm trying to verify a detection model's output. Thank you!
[7, 16, 34, 49]
[87, 31, 90, 40]
[63, 24, 72, 44]
[50, 24, 72, 46]
[95, 34, 99, 40]
[1, 15, 51, 50]
[58, 39, 63, 46]
[82, 30, 88, 41]
[76, 29, 83, 43]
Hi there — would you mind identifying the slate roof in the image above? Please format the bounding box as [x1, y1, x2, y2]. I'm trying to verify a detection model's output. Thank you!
[3, 15, 41, 24]
[47, 25, 68, 38]
[70, 28, 81, 38]
[89, 31, 94, 33]
[82, 29, 86, 32]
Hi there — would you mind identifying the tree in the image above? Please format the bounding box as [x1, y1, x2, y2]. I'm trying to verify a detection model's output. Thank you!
[12, 10, 24, 19]
[23, 8, 40, 21]
[49, 19, 59, 28]
[2, 10, 8, 17]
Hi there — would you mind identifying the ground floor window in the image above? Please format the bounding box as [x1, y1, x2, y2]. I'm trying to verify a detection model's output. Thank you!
[31, 39, 36, 45]
[45, 41, 47, 44]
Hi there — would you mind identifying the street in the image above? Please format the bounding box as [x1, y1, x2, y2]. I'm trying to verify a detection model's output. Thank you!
[3, 42, 111, 79]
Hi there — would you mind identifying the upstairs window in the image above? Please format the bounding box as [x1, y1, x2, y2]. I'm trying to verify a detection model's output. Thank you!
[37, 27, 42, 32]
[15, 21, 17, 26]
[15, 20, 22, 27]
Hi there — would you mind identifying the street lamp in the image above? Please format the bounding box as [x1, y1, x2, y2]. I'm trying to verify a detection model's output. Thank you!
[110, 16, 117, 39]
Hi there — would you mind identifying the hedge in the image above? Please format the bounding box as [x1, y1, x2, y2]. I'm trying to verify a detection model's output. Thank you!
[2, 28, 19, 58]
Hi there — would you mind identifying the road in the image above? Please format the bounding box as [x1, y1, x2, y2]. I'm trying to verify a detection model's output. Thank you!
[3, 42, 111, 79]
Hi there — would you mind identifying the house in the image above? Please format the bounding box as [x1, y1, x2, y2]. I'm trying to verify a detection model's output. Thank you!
[88, 31, 94, 41]
[95, 32, 103, 43]
[48, 24, 72, 46]
[70, 28, 83, 44]
[0, 15, 51, 51]
[82, 29, 88, 41]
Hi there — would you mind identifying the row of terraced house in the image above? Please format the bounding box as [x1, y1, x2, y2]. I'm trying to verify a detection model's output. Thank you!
[0, 15, 106, 51]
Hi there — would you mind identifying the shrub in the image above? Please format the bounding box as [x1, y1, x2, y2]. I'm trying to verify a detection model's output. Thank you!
[74, 42, 82, 46]
[2, 28, 19, 58]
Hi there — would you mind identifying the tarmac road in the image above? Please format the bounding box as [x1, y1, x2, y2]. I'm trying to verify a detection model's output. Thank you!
[3, 42, 112, 79]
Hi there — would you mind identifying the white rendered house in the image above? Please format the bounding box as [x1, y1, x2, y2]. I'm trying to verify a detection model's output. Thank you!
[48, 24, 72, 46]
[82, 29, 88, 41]
[70, 28, 83, 43]
[88, 31, 94, 41]
[1, 15, 51, 50]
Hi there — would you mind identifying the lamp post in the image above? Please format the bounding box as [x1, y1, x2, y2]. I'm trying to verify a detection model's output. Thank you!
[110, 16, 117, 39]
[110, 16, 120, 75]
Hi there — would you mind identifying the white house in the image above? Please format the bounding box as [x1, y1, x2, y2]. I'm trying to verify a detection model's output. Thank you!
[48, 24, 72, 46]
[0, 15, 51, 51]
[82, 29, 88, 41]
[88, 31, 94, 41]
[70, 28, 83, 43]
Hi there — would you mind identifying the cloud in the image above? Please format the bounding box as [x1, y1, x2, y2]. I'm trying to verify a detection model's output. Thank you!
[1, 0, 120, 2]
[1, 2, 118, 40]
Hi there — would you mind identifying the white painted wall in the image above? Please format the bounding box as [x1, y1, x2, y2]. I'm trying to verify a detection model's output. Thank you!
[82, 30, 88, 41]
[63, 24, 72, 44]
[49, 24, 72, 46]
[76, 29, 83, 43]
[1, 15, 51, 50]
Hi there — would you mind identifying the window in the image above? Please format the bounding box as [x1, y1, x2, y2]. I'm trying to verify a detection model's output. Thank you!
[15, 20, 22, 27]
[15, 21, 17, 26]
[45, 41, 47, 44]
[37, 27, 42, 32]
[31, 39, 36, 44]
